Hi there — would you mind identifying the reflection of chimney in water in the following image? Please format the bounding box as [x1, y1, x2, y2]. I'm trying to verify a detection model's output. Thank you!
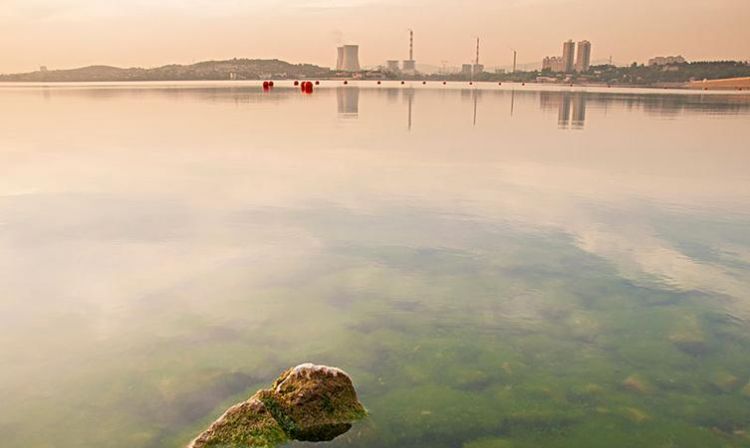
[473, 90, 478, 126]
[403, 89, 414, 131]
[337, 87, 360, 118]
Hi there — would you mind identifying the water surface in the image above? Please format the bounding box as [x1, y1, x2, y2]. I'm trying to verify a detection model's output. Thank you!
[1, 82, 750, 447]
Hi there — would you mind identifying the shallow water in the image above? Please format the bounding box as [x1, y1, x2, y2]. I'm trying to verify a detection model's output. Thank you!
[1, 82, 750, 447]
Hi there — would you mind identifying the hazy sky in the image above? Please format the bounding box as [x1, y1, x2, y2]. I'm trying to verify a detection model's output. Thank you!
[1, 0, 749, 73]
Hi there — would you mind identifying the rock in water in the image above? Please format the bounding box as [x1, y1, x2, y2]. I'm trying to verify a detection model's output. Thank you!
[188, 398, 287, 448]
[189, 364, 366, 448]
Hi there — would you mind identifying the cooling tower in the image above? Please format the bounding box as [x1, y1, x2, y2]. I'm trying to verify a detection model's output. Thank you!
[337, 45, 360, 72]
[336, 47, 345, 70]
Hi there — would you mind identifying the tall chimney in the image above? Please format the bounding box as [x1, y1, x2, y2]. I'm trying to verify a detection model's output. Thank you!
[409, 30, 414, 61]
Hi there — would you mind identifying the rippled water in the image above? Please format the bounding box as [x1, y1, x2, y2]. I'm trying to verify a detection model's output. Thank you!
[1, 82, 750, 447]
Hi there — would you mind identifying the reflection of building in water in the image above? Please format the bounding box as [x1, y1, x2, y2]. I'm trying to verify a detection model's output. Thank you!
[539, 91, 587, 129]
[571, 94, 586, 128]
[337, 87, 359, 118]
[558, 94, 572, 128]
[385, 87, 399, 103]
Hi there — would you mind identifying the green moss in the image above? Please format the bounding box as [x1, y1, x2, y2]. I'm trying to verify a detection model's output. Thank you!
[257, 394, 299, 439]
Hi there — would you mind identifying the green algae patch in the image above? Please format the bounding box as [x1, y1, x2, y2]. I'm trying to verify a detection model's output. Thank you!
[463, 436, 514, 448]
[188, 398, 287, 448]
[188, 364, 366, 448]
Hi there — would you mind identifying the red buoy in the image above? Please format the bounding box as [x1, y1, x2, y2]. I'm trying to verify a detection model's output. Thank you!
[401, 81, 405, 85]
[498, 82, 502, 86]
[469, 82, 473, 85]
[294, 80, 299, 86]
[443, 81, 447, 85]
[262, 81, 269, 88]
[343, 80, 348, 85]
[377, 80, 381, 85]
[303, 81, 313, 93]
[522, 82, 526, 86]
[422, 81, 426, 85]
[269, 81, 274, 87]
[315, 80, 320, 85]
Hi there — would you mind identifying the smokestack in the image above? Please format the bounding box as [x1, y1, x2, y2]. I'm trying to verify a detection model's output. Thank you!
[402, 30, 416, 73]
[409, 30, 414, 60]
[476, 37, 480, 65]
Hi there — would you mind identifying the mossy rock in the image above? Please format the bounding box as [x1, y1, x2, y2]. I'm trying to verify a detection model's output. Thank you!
[188, 398, 287, 448]
[189, 364, 366, 448]
[259, 364, 367, 441]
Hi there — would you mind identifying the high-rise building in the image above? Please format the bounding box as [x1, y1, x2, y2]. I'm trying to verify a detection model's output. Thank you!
[562, 40, 576, 73]
[336, 45, 360, 72]
[386, 60, 400, 72]
[461, 64, 473, 75]
[575, 40, 592, 72]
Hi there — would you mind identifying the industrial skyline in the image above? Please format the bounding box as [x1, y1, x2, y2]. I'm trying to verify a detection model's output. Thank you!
[1, 0, 748, 74]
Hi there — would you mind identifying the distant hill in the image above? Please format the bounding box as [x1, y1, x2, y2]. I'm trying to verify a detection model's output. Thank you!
[0, 59, 332, 82]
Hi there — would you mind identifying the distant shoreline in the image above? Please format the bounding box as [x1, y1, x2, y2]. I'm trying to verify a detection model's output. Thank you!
[3, 59, 749, 91]
[2, 79, 749, 94]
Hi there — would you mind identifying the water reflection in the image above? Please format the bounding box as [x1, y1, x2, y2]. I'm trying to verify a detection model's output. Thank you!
[404, 88, 414, 131]
[336, 87, 359, 118]
[540, 92, 587, 129]
[1, 83, 750, 448]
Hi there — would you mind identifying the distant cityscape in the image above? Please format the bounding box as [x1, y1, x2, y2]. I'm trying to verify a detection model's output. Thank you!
[2, 29, 748, 89]
[330, 31, 743, 80]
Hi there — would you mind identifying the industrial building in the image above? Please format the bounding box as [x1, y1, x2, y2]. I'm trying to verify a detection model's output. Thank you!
[386, 60, 400, 72]
[336, 45, 361, 72]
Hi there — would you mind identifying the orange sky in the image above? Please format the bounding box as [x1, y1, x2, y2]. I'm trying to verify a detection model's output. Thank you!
[1, 0, 749, 73]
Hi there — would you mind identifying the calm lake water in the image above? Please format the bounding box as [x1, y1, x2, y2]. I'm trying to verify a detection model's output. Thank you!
[1, 82, 750, 447]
